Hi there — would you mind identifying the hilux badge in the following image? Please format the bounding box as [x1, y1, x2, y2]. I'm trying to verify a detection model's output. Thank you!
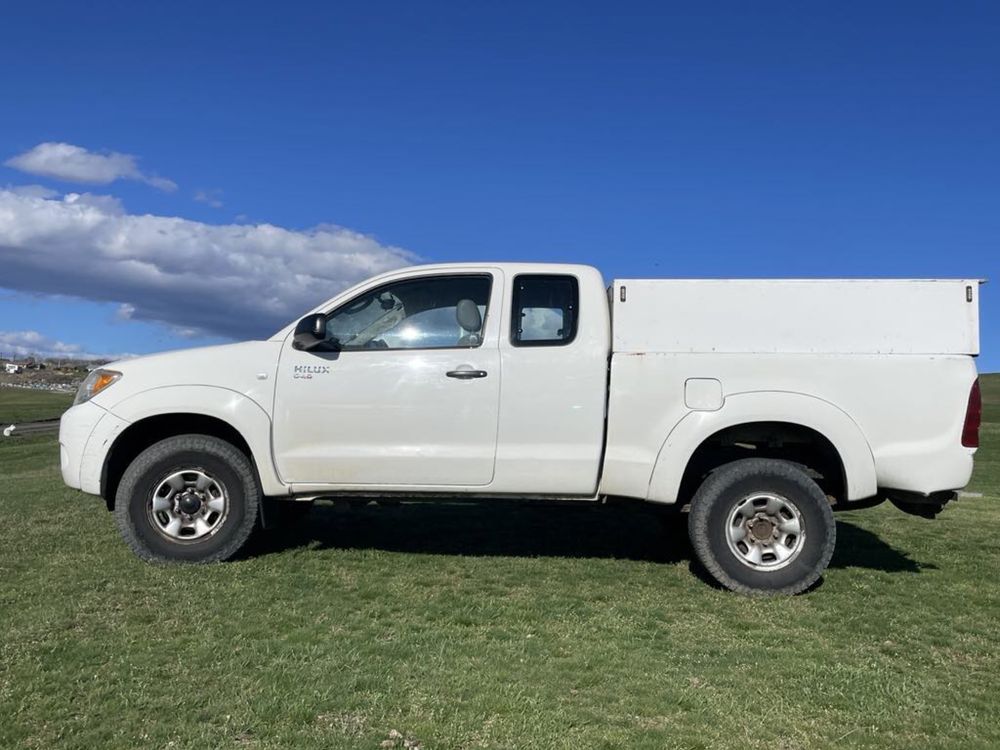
[293, 364, 330, 379]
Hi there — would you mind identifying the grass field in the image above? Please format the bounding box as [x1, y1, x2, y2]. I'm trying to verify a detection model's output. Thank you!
[1, 378, 998, 749]
[0, 387, 73, 424]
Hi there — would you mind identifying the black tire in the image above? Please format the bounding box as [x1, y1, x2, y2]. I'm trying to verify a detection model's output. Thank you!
[114, 434, 260, 563]
[688, 458, 836, 596]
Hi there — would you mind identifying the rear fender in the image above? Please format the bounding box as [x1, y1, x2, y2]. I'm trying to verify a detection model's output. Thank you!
[646, 391, 878, 504]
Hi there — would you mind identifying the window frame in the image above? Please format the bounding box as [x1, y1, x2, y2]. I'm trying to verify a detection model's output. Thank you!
[509, 273, 580, 348]
[322, 272, 494, 352]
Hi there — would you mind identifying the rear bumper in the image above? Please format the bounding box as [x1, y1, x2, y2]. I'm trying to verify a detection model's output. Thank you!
[59, 402, 129, 495]
[874, 445, 976, 495]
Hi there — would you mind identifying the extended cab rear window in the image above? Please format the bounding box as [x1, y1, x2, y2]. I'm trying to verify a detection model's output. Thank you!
[511, 274, 579, 347]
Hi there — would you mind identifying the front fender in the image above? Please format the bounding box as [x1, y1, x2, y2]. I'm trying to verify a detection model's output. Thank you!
[645, 390, 878, 504]
[107, 385, 287, 496]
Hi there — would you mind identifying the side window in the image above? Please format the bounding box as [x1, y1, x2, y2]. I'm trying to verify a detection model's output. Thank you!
[511, 274, 579, 347]
[326, 275, 491, 350]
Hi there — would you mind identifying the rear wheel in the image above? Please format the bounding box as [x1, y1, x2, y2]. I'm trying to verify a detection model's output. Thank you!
[114, 435, 260, 563]
[688, 458, 836, 595]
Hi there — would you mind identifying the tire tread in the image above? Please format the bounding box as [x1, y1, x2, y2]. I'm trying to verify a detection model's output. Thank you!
[114, 434, 260, 563]
[688, 458, 836, 596]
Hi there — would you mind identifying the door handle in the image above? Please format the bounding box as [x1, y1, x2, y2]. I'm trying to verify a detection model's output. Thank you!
[446, 369, 488, 379]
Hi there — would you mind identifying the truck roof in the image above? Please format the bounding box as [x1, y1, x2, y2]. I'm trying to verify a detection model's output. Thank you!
[390, 261, 602, 276]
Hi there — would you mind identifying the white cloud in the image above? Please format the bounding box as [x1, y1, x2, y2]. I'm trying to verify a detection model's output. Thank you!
[168, 326, 203, 339]
[0, 188, 417, 340]
[0, 330, 130, 361]
[5, 184, 59, 199]
[64, 191, 125, 215]
[114, 303, 136, 321]
[5, 143, 178, 192]
[193, 188, 224, 208]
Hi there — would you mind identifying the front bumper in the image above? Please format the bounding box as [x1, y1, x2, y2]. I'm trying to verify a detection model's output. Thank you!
[59, 402, 129, 495]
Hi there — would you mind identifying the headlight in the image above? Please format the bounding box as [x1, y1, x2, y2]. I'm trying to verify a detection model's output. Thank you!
[74, 369, 122, 406]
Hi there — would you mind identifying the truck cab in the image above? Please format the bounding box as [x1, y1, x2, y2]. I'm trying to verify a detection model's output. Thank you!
[272, 264, 610, 495]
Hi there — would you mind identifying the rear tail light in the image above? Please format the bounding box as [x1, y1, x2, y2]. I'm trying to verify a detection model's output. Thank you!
[962, 378, 981, 448]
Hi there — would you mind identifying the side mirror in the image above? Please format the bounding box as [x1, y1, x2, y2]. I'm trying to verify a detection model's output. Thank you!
[292, 313, 328, 351]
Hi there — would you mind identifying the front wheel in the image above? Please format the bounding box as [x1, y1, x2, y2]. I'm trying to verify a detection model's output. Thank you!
[688, 458, 836, 595]
[114, 435, 260, 563]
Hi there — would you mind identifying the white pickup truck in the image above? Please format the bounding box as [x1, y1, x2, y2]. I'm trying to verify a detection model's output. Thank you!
[59, 263, 983, 594]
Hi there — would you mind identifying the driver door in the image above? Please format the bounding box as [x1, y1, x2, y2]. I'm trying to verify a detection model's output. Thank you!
[272, 270, 502, 488]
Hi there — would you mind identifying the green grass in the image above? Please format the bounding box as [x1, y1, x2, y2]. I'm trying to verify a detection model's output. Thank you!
[1, 378, 998, 749]
[0, 386, 74, 424]
[968, 373, 999, 498]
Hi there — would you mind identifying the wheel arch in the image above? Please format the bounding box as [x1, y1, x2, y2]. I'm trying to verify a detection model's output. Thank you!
[646, 391, 878, 504]
[100, 386, 286, 509]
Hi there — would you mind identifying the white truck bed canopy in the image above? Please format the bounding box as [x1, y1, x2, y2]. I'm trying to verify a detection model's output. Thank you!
[610, 279, 981, 355]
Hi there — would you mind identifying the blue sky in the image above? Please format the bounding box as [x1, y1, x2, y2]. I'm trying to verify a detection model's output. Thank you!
[0, 1, 996, 368]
